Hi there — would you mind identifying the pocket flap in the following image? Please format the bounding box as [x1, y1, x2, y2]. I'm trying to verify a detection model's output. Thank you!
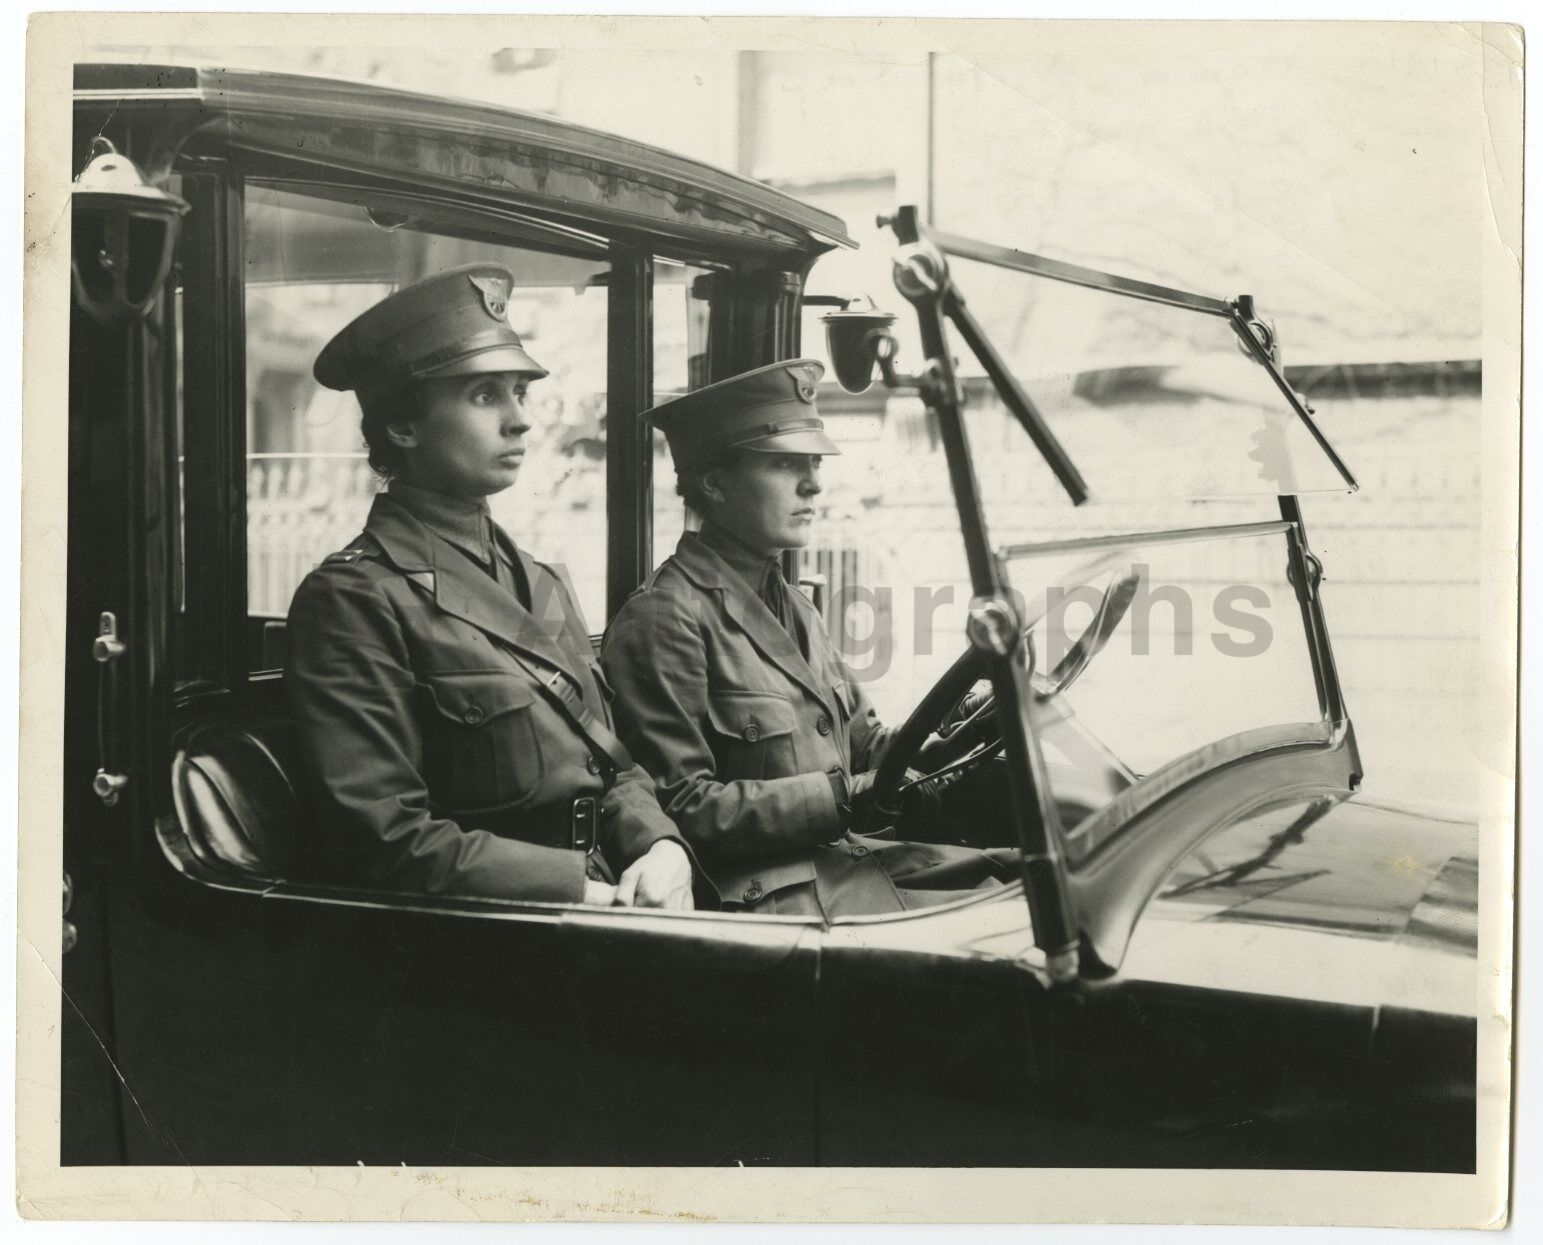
[706, 689, 797, 741]
[421, 670, 538, 724]
[708, 854, 818, 904]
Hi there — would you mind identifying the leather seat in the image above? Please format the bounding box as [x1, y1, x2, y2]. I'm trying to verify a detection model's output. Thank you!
[171, 709, 304, 881]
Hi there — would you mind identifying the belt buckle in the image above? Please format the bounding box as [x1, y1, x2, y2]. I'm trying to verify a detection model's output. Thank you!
[570, 796, 597, 853]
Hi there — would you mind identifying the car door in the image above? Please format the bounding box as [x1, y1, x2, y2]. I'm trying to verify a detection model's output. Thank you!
[92, 878, 824, 1164]
[64, 155, 825, 1165]
[60, 239, 175, 1164]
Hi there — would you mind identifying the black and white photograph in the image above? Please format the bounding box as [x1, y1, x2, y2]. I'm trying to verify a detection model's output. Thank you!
[16, 10, 1520, 1228]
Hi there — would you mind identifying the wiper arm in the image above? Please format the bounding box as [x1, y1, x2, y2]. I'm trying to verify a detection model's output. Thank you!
[940, 281, 1089, 507]
[885, 206, 1089, 507]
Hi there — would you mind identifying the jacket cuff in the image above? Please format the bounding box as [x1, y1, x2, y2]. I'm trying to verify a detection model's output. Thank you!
[551, 849, 591, 904]
[804, 769, 845, 845]
[825, 767, 852, 836]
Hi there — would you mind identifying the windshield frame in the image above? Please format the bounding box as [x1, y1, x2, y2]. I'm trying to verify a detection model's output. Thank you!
[930, 226, 1360, 499]
[882, 207, 1361, 982]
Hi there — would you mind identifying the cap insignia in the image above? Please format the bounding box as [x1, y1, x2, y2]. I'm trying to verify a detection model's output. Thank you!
[469, 273, 510, 321]
[789, 364, 819, 404]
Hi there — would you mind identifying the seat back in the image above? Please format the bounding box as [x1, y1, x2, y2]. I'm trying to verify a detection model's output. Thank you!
[171, 709, 305, 880]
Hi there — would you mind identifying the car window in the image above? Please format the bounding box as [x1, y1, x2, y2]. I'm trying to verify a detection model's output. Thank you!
[242, 183, 612, 668]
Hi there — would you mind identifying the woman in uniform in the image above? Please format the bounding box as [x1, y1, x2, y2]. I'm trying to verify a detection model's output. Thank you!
[286, 263, 693, 908]
[601, 359, 1014, 918]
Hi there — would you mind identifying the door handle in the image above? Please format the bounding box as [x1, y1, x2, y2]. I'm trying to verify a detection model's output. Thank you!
[92, 771, 128, 805]
[93, 611, 128, 808]
[92, 623, 126, 664]
[63, 872, 77, 955]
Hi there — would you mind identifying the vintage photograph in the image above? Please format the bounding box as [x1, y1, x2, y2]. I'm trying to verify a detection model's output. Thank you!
[18, 12, 1518, 1227]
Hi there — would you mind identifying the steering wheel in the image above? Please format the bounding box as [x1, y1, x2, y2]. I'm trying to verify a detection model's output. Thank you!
[858, 566, 1144, 834]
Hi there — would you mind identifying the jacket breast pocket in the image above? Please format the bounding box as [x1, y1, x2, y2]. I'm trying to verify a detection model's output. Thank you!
[705, 689, 799, 781]
[419, 670, 545, 813]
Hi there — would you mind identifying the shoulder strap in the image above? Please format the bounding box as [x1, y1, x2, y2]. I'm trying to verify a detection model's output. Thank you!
[322, 532, 386, 567]
[499, 643, 635, 789]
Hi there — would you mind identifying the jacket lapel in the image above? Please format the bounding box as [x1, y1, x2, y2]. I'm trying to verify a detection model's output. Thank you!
[507, 537, 596, 688]
[673, 533, 835, 719]
[365, 494, 582, 683]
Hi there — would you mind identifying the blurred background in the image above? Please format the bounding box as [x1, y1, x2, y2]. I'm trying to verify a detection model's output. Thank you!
[126, 29, 1488, 810]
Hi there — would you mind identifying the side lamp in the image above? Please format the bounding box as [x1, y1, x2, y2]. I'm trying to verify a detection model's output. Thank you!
[71, 137, 189, 326]
[817, 295, 901, 395]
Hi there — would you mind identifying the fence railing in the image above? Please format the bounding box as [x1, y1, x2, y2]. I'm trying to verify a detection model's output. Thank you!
[247, 454, 380, 617]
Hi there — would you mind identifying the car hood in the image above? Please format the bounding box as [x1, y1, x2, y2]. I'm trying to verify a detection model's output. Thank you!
[1144, 796, 1478, 950]
[829, 794, 1479, 1015]
[1119, 795, 1479, 1015]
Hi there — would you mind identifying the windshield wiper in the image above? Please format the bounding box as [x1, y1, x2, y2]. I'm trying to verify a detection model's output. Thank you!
[885, 208, 1089, 508]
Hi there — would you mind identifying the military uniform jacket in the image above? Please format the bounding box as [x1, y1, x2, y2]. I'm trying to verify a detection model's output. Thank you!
[601, 530, 895, 905]
[286, 491, 680, 903]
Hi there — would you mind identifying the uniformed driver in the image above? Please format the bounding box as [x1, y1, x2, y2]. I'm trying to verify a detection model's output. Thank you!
[602, 359, 1015, 918]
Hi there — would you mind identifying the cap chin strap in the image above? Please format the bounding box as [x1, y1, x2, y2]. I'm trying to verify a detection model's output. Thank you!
[409, 340, 546, 382]
[719, 417, 827, 450]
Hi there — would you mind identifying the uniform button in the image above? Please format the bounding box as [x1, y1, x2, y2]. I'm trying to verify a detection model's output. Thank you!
[816, 716, 832, 736]
[850, 844, 870, 858]
[463, 705, 484, 725]
[586, 756, 600, 775]
[743, 884, 763, 903]
[743, 724, 761, 743]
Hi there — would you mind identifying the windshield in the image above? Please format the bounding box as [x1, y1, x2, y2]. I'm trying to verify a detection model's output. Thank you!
[946, 251, 1356, 501]
[1005, 524, 1325, 858]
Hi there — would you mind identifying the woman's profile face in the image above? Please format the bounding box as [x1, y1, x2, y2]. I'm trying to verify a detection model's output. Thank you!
[392, 371, 535, 498]
[703, 451, 823, 555]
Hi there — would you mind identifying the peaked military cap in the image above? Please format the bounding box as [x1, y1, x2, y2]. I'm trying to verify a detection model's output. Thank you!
[647, 359, 840, 470]
[314, 263, 548, 398]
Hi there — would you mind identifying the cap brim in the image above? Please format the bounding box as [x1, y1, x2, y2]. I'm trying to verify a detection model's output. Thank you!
[733, 428, 842, 456]
[418, 344, 550, 380]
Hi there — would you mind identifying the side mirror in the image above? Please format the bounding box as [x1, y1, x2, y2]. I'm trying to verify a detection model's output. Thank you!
[71, 137, 189, 326]
[820, 303, 900, 395]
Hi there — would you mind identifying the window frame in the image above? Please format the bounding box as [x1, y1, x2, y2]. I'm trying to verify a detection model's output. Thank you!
[171, 166, 677, 695]
[176, 162, 249, 699]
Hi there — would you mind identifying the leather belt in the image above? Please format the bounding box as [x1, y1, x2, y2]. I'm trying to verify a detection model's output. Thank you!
[459, 797, 601, 854]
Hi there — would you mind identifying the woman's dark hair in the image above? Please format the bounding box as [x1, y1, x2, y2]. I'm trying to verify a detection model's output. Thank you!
[358, 385, 422, 481]
[674, 450, 736, 513]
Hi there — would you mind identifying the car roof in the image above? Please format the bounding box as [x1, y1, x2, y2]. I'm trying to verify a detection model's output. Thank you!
[74, 62, 856, 262]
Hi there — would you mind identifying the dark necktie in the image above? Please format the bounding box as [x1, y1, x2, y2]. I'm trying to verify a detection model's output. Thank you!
[489, 521, 533, 611]
[761, 560, 810, 660]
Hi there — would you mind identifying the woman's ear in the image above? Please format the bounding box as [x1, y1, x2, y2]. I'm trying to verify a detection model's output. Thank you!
[384, 417, 419, 451]
[698, 466, 728, 508]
